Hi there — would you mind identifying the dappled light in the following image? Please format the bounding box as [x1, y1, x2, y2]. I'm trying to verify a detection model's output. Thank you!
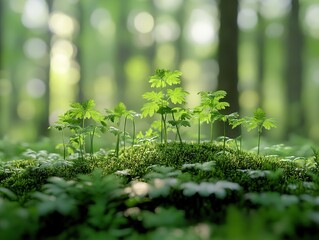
[238, 8, 258, 31]
[304, 4, 319, 39]
[17, 100, 35, 120]
[153, 0, 183, 12]
[3, 1, 319, 239]
[260, 0, 291, 19]
[49, 11, 76, 37]
[1, 0, 319, 143]
[154, 16, 180, 43]
[23, 38, 48, 60]
[133, 11, 154, 34]
[21, 0, 49, 29]
[187, 9, 216, 45]
[90, 8, 114, 37]
[26, 78, 46, 98]
[265, 23, 284, 38]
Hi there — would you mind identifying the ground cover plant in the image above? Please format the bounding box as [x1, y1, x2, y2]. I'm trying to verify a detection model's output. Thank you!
[1, 69, 319, 239]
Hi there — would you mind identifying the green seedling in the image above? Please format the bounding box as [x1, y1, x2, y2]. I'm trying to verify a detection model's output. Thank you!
[141, 69, 189, 144]
[244, 108, 277, 155]
[168, 107, 191, 144]
[197, 90, 230, 143]
[123, 110, 140, 148]
[192, 106, 209, 144]
[51, 100, 105, 160]
[105, 102, 137, 156]
[50, 115, 72, 160]
[218, 112, 240, 154]
[229, 114, 246, 153]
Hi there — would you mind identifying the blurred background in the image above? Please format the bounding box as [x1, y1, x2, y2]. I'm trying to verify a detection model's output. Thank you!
[0, 0, 319, 146]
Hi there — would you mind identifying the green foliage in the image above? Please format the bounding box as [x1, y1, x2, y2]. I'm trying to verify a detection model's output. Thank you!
[105, 102, 140, 157]
[5, 68, 319, 239]
[51, 99, 106, 160]
[197, 90, 230, 142]
[142, 69, 189, 144]
[244, 108, 277, 154]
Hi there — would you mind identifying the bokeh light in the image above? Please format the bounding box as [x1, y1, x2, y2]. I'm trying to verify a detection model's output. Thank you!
[17, 100, 35, 120]
[26, 78, 46, 98]
[134, 11, 154, 34]
[153, 0, 183, 12]
[24, 38, 48, 60]
[49, 11, 76, 37]
[90, 8, 115, 37]
[21, 0, 49, 29]
[304, 5, 319, 39]
[238, 8, 258, 31]
[188, 9, 215, 45]
[155, 16, 180, 43]
[260, 0, 290, 19]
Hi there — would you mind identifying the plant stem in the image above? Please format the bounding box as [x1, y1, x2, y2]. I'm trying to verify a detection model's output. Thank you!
[115, 133, 120, 158]
[162, 114, 168, 144]
[172, 112, 183, 144]
[210, 122, 214, 143]
[61, 128, 66, 160]
[132, 119, 136, 146]
[90, 127, 95, 159]
[257, 129, 262, 155]
[198, 118, 201, 144]
[124, 116, 128, 150]
[160, 114, 164, 144]
[223, 121, 226, 154]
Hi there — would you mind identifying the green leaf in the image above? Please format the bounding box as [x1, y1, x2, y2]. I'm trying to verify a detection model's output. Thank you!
[254, 107, 266, 121]
[142, 207, 185, 228]
[114, 102, 127, 116]
[142, 91, 164, 103]
[141, 102, 160, 117]
[167, 87, 188, 104]
[262, 118, 277, 130]
[165, 70, 182, 86]
[149, 69, 167, 88]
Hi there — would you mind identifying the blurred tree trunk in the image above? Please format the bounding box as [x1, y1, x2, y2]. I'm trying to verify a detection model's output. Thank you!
[0, 1, 2, 71]
[256, 2, 265, 107]
[115, 0, 131, 103]
[175, 5, 185, 70]
[217, 0, 240, 138]
[0, 0, 4, 137]
[285, 0, 304, 138]
[75, 1, 85, 102]
[37, 0, 53, 136]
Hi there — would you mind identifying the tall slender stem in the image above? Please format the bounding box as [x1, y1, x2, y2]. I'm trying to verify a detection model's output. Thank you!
[198, 118, 201, 144]
[257, 129, 261, 155]
[132, 119, 136, 146]
[172, 112, 183, 144]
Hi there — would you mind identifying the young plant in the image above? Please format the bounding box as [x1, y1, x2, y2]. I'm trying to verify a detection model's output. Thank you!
[229, 115, 246, 153]
[192, 106, 209, 144]
[105, 102, 138, 156]
[197, 90, 230, 143]
[50, 116, 71, 160]
[218, 112, 240, 154]
[123, 111, 140, 149]
[141, 69, 189, 144]
[244, 108, 277, 155]
[168, 107, 191, 144]
[51, 100, 105, 160]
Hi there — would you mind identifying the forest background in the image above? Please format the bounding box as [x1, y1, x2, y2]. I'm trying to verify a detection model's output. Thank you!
[0, 0, 319, 147]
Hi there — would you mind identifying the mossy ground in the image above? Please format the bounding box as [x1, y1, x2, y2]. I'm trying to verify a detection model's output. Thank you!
[1, 142, 319, 239]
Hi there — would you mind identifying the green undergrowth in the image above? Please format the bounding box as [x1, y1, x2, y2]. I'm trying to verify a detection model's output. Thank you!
[1, 142, 319, 239]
